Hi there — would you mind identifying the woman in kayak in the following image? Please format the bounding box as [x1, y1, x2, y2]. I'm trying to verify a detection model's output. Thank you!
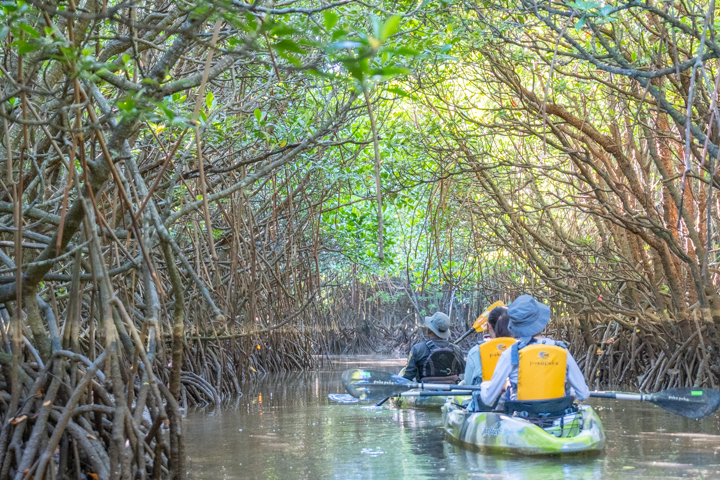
[401, 312, 465, 384]
[463, 306, 512, 387]
[479, 295, 589, 410]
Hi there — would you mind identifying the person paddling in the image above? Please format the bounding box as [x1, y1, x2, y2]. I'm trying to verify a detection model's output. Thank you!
[479, 295, 589, 413]
[463, 307, 514, 388]
[402, 312, 465, 384]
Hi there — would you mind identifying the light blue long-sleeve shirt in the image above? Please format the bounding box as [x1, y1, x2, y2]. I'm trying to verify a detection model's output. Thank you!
[480, 337, 589, 405]
[465, 344, 482, 385]
[463, 340, 486, 386]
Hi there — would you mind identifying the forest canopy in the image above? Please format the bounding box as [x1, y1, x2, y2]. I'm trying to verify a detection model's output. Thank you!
[0, 0, 719, 478]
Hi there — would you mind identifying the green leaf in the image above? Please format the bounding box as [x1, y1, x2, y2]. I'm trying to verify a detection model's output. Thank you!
[323, 10, 338, 30]
[574, 17, 586, 30]
[244, 13, 258, 30]
[331, 29, 348, 41]
[274, 39, 305, 54]
[386, 46, 421, 56]
[372, 66, 411, 77]
[254, 108, 262, 121]
[381, 15, 401, 41]
[370, 15, 381, 39]
[268, 23, 297, 36]
[116, 96, 135, 112]
[275, 50, 302, 66]
[17, 40, 38, 55]
[18, 23, 40, 38]
[206, 91, 214, 109]
[387, 86, 411, 98]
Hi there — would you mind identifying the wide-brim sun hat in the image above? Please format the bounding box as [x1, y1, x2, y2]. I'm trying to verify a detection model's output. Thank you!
[424, 312, 451, 339]
[507, 295, 551, 339]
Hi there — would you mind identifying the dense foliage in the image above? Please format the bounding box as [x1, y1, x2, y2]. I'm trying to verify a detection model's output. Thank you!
[0, 0, 718, 477]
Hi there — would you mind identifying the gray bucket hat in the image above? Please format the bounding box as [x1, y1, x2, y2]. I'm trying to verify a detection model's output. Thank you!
[507, 295, 551, 339]
[424, 312, 451, 339]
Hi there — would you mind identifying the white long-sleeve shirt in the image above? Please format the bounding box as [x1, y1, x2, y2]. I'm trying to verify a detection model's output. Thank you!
[480, 337, 589, 405]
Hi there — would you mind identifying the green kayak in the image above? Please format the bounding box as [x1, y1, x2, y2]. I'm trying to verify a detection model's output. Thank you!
[442, 400, 605, 455]
[391, 390, 451, 409]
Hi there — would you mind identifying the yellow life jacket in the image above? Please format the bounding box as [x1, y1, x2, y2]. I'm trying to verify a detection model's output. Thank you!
[516, 344, 567, 401]
[479, 337, 517, 382]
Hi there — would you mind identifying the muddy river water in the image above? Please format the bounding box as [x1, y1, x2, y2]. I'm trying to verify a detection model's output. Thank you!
[185, 357, 720, 479]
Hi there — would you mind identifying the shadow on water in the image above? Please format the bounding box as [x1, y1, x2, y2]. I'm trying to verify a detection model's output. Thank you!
[184, 356, 720, 479]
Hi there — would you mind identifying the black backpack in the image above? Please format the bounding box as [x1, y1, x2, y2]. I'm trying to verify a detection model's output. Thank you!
[421, 340, 463, 379]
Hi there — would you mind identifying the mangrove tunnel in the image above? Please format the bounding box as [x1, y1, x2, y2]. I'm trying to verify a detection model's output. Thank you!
[0, 0, 719, 477]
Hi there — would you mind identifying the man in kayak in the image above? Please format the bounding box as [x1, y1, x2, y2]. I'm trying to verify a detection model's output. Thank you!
[401, 312, 465, 384]
[479, 295, 589, 410]
[463, 306, 512, 387]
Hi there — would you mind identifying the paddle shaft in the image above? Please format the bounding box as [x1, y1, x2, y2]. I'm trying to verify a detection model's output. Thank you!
[590, 392, 643, 401]
[453, 328, 476, 345]
[372, 383, 478, 405]
[400, 391, 473, 397]
[406, 382, 482, 391]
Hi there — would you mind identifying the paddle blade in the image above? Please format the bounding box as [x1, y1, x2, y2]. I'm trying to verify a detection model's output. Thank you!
[342, 369, 413, 401]
[471, 300, 505, 332]
[648, 387, 720, 418]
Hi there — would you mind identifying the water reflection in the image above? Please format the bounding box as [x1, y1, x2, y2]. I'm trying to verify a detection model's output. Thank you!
[185, 356, 720, 479]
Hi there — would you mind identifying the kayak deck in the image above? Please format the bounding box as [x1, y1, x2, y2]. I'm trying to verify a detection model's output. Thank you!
[442, 400, 605, 455]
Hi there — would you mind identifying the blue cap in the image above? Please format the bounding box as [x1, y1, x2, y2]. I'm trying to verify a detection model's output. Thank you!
[507, 295, 551, 339]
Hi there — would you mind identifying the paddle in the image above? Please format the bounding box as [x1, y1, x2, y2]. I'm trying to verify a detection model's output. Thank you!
[328, 390, 473, 405]
[342, 368, 481, 402]
[453, 300, 504, 345]
[591, 387, 720, 419]
[369, 302, 503, 406]
[343, 370, 720, 418]
[399, 391, 473, 397]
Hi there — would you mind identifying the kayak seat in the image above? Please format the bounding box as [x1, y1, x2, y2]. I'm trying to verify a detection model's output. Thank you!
[469, 391, 501, 412]
[504, 396, 577, 427]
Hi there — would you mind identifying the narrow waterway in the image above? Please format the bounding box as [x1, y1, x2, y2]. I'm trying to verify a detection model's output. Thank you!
[185, 357, 720, 479]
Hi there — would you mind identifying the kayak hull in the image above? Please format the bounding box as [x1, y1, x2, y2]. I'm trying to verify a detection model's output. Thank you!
[442, 400, 605, 455]
[391, 390, 449, 409]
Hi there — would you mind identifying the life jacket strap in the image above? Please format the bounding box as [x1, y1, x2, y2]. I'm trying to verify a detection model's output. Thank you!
[512, 338, 567, 366]
[510, 339, 530, 367]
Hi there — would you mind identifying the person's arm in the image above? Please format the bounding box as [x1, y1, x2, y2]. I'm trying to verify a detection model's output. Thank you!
[566, 352, 589, 401]
[480, 349, 512, 405]
[402, 345, 419, 381]
[464, 346, 480, 385]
